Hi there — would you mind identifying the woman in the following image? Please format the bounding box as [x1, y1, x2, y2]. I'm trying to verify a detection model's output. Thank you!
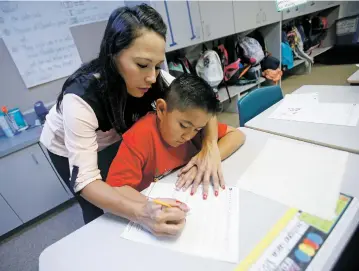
[40, 4, 223, 233]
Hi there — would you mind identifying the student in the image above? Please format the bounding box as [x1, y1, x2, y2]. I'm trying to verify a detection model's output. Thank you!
[105, 74, 245, 236]
[40, 4, 224, 224]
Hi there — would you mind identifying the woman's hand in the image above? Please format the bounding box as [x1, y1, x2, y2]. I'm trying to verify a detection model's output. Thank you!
[138, 198, 189, 237]
[176, 165, 198, 194]
[262, 68, 283, 83]
[177, 141, 225, 199]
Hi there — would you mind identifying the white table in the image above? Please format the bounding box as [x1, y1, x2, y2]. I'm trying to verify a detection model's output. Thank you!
[245, 85, 359, 154]
[39, 128, 359, 271]
[348, 69, 359, 84]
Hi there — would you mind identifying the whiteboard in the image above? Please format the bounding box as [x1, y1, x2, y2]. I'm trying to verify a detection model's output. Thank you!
[0, 1, 124, 88]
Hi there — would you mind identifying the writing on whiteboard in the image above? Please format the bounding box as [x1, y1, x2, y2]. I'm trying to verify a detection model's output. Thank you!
[276, 0, 308, 11]
[0, 2, 68, 37]
[3, 27, 82, 88]
[61, 1, 123, 26]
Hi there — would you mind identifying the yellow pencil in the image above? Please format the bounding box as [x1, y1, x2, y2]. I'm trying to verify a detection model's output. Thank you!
[152, 199, 173, 208]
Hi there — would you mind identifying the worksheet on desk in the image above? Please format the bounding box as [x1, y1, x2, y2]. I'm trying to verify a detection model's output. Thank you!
[121, 183, 239, 263]
[269, 93, 359, 126]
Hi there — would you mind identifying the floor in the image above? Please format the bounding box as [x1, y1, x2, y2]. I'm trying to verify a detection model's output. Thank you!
[0, 63, 358, 271]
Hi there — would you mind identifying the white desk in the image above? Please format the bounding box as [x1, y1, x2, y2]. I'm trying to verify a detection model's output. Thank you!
[245, 85, 359, 154]
[348, 69, 359, 84]
[39, 128, 359, 271]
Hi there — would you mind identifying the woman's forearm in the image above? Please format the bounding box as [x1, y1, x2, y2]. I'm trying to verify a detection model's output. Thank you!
[81, 180, 147, 222]
[202, 116, 218, 145]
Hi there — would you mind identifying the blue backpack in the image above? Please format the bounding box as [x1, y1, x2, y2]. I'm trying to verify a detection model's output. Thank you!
[281, 42, 294, 70]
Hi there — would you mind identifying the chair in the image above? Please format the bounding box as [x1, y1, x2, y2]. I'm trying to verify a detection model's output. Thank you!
[237, 85, 283, 127]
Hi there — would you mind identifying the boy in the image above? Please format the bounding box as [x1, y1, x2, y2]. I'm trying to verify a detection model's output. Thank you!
[106, 73, 245, 199]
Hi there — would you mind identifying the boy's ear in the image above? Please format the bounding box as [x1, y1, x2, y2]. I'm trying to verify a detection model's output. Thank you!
[156, 99, 167, 120]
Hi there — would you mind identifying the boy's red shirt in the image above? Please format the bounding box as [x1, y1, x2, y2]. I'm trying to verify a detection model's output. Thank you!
[106, 113, 227, 191]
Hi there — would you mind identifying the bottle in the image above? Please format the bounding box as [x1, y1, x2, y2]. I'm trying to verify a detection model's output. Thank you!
[8, 108, 28, 131]
[0, 112, 14, 137]
[1, 106, 19, 134]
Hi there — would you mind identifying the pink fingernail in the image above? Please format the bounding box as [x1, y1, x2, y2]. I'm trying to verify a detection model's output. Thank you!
[190, 191, 194, 196]
[203, 194, 207, 200]
[215, 191, 218, 197]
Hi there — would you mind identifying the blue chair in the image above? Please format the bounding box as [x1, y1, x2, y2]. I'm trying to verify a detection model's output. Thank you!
[237, 85, 283, 127]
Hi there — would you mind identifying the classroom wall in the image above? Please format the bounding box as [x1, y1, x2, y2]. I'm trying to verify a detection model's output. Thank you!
[0, 18, 106, 112]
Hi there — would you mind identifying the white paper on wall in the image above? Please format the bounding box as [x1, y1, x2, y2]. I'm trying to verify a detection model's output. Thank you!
[3, 26, 82, 88]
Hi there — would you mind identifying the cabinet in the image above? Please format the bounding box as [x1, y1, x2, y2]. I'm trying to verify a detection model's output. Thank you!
[233, 1, 259, 33]
[259, 1, 281, 27]
[233, 1, 280, 34]
[282, 2, 307, 20]
[151, 0, 203, 52]
[339, 1, 359, 19]
[198, 1, 235, 42]
[0, 193, 22, 236]
[0, 144, 70, 223]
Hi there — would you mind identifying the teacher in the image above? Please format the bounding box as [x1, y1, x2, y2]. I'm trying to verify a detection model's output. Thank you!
[40, 4, 223, 231]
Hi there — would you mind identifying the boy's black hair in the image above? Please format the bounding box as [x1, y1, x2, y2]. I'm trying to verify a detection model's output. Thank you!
[164, 73, 221, 114]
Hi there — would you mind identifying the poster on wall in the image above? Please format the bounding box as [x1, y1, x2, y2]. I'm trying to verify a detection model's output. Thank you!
[276, 0, 308, 11]
[3, 27, 82, 88]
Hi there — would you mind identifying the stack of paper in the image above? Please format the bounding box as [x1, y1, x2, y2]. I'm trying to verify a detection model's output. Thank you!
[269, 93, 359, 126]
[121, 183, 240, 263]
[237, 138, 348, 220]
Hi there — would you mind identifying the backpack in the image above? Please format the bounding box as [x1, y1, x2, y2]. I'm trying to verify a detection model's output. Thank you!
[168, 60, 191, 78]
[249, 29, 280, 71]
[168, 51, 193, 78]
[235, 36, 265, 65]
[195, 50, 223, 92]
[214, 43, 253, 86]
[281, 42, 294, 71]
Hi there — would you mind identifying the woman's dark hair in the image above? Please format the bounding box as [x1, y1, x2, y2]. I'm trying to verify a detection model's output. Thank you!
[56, 4, 167, 133]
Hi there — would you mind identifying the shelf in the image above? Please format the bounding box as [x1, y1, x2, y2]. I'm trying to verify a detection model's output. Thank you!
[289, 46, 333, 70]
[217, 77, 266, 103]
[310, 46, 333, 58]
[292, 59, 305, 68]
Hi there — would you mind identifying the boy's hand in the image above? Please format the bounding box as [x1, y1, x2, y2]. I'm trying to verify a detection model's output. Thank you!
[176, 166, 198, 194]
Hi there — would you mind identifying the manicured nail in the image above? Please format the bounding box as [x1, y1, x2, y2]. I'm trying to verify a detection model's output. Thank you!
[215, 191, 218, 197]
[222, 185, 226, 189]
[203, 194, 207, 200]
[176, 200, 182, 204]
[190, 191, 194, 196]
